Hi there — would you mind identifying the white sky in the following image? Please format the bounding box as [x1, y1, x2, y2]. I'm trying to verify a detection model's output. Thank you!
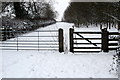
[53, 0, 70, 21]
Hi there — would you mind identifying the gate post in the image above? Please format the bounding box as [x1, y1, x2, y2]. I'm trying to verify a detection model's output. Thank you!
[1, 27, 5, 41]
[70, 28, 74, 53]
[102, 28, 109, 52]
[59, 28, 64, 52]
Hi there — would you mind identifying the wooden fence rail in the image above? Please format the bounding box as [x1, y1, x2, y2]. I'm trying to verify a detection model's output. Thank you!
[108, 31, 119, 52]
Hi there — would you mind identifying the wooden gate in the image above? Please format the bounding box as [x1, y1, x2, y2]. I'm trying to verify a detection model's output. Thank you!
[69, 28, 119, 53]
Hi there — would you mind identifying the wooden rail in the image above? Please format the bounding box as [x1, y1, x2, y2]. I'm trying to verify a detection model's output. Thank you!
[73, 47, 101, 49]
[74, 32, 101, 34]
[108, 31, 119, 51]
[73, 38, 101, 40]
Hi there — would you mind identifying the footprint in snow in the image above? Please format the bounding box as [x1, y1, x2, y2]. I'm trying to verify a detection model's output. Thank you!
[31, 69, 35, 71]
[30, 55, 33, 57]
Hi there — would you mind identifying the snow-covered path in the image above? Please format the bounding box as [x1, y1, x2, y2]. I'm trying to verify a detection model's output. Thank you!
[1, 22, 118, 78]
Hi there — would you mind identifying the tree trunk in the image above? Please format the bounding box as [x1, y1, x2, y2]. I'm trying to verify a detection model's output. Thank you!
[14, 2, 27, 19]
[100, 24, 102, 30]
[118, 22, 120, 30]
[14, 2, 22, 19]
[118, 1, 120, 30]
[108, 18, 111, 29]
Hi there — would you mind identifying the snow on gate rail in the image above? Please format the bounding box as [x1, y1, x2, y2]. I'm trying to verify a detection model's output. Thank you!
[1, 30, 60, 51]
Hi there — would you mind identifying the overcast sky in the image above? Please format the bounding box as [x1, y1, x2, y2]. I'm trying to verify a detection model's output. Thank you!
[53, 0, 70, 21]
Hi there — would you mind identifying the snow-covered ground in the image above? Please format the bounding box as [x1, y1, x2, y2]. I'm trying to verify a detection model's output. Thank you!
[2, 50, 118, 78]
[1, 22, 119, 78]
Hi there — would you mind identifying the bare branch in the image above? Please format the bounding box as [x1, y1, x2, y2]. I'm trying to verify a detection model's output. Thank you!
[103, 12, 120, 22]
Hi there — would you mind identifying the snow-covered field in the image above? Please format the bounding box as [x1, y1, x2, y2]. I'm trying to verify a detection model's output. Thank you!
[1, 22, 119, 78]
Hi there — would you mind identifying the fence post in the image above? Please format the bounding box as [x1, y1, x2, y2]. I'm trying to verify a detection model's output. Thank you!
[1, 27, 5, 41]
[102, 28, 109, 52]
[59, 28, 64, 52]
[70, 28, 74, 53]
[38, 31, 39, 51]
[8, 27, 12, 39]
[2, 27, 8, 41]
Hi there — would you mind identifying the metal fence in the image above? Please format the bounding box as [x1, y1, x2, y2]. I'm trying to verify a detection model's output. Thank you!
[1, 29, 64, 52]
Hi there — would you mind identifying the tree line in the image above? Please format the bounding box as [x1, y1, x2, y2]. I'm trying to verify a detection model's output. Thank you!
[2, 1, 56, 20]
[63, 2, 120, 29]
